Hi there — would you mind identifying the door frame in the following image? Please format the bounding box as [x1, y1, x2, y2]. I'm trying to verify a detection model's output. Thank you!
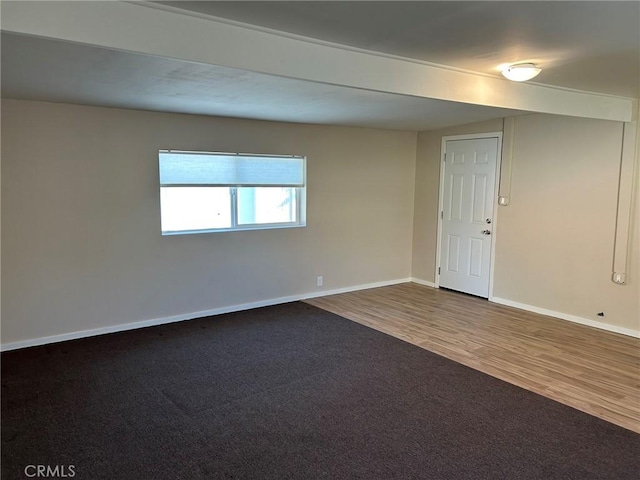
[435, 132, 503, 300]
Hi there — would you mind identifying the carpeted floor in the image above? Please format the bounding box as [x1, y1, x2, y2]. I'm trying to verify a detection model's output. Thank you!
[2, 302, 639, 479]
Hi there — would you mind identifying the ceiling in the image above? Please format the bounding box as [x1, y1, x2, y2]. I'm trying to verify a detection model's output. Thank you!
[160, 1, 640, 99]
[1, 32, 524, 131]
[2, 1, 638, 131]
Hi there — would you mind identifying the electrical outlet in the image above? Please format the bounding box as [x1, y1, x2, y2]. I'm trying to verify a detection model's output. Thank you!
[316, 276, 323, 287]
[612, 272, 626, 284]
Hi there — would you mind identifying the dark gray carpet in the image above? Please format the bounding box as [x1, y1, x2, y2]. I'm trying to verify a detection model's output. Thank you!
[2, 302, 639, 479]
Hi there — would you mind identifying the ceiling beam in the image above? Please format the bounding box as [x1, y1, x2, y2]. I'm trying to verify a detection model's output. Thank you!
[1, 1, 636, 122]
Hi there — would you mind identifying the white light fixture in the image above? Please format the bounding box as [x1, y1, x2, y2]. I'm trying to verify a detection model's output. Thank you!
[501, 63, 542, 82]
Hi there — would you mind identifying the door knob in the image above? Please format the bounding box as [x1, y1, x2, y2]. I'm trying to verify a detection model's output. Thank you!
[485, 218, 492, 224]
[481, 230, 491, 235]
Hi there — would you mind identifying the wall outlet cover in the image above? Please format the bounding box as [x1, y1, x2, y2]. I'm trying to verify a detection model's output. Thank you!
[612, 272, 626, 284]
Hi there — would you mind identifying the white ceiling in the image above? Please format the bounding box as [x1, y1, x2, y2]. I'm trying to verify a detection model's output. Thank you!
[1, 1, 638, 131]
[160, 0, 640, 99]
[1, 32, 524, 131]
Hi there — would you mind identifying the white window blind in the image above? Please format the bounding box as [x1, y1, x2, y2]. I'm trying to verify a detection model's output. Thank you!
[159, 151, 305, 187]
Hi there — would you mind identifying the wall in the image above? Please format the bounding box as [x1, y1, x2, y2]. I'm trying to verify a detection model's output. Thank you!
[1, 99, 417, 346]
[493, 114, 639, 333]
[413, 114, 639, 334]
[4, 99, 638, 347]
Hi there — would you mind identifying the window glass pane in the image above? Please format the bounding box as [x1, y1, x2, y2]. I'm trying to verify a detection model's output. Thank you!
[160, 187, 231, 232]
[237, 187, 297, 225]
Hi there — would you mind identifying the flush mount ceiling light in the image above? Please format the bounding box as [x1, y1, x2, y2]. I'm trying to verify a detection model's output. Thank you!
[501, 63, 542, 82]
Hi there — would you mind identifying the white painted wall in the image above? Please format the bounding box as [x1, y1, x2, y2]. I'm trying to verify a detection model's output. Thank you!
[1, 100, 416, 346]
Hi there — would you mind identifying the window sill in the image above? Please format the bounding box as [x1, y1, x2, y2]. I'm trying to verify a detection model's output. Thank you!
[161, 222, 306, 236]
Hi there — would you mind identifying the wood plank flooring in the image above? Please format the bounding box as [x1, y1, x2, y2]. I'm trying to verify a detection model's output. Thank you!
[305, 283, 640, 433]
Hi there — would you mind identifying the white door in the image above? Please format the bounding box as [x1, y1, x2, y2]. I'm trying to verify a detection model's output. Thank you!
[439, 137, 499, 298]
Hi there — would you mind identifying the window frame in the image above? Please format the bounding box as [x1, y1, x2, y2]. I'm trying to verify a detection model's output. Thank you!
[159, 150, 306, 236]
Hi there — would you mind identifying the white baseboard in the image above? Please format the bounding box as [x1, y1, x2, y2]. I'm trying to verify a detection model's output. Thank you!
[300, 277, 412, 301]
[0, 277, 411, 352]
[410, 277, 437, 288]
[6, 278, 636, 351]
[491, 297, 640, 338]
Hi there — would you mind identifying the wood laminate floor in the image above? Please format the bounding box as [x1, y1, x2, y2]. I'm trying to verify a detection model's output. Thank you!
[305, 283, 640, 433]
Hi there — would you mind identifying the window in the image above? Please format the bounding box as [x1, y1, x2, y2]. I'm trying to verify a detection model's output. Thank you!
[159, 150, 306, 235]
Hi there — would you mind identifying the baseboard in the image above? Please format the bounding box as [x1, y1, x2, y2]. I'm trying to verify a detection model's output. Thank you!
[0, 277, 411, 352]
[8, 279, 634, 351]
[300, 277, 412, 301]
[491, 297, 640, 338]
[410, 277, 437, 288]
